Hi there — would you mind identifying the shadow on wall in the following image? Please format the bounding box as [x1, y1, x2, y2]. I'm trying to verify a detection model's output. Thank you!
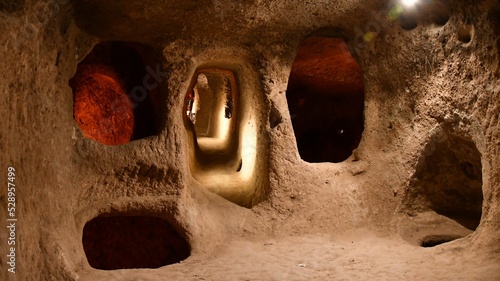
[286, 36, 365, 163]
[405, 129, 483, 230]
[401, 128, 483, 247]
[0, 0, 24, 13]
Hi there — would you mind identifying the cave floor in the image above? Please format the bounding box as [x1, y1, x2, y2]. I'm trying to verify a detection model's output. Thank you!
[78, 230, 500, 281]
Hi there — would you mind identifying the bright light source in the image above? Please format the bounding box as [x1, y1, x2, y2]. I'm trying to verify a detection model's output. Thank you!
[401, 0, 418, 7]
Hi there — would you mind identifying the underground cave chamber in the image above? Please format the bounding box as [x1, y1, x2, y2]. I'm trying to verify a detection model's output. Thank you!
[82, 215, 191, 270]
[286, 36, 365, 163]
[4, 0, 500, 279]
[70, 41, 163, 145]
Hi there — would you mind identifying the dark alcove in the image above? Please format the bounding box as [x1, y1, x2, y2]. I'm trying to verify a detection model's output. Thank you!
[82, 215, 190, 270]
[70, 41, 163, 145]
[286, 36, 365, 163]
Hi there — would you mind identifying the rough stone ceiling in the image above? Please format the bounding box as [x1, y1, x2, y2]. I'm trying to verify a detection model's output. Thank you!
[288, 36, 364, 94]
[73, 0, 380, 44]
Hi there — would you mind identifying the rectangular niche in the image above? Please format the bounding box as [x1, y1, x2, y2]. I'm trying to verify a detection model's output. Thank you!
[82, 215, 190, 270]
[183, 67, 268, 208]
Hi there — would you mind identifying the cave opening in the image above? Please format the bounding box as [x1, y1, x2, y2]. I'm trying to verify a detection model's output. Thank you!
[183, 67, 266, 208]
[70, 41, 162, 145]
[185, 70, 236, 147]
[406, 131, 483, 232]
[82, 215, 191, 270]
[286, 36, 365, 163]
[184, 69, 240, 167]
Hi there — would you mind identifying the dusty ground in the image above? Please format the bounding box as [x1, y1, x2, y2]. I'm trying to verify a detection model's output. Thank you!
[79, 231, 500, 281]
[0, 0, 499, 280]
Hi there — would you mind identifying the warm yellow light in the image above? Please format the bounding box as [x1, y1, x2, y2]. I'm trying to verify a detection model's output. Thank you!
[401, 0, 418, 7]
[239, 120, 257, 181]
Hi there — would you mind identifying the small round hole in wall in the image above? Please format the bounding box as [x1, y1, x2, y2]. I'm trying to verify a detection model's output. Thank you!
[400, 14, 418, 30]
[431, 12, 450, 26]
[420, 1, 450, 27]
[458, 26, 473, 43]
[82, 215, 190, 270]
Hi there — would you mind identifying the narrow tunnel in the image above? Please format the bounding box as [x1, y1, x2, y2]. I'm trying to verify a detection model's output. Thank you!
[70, 41, 162, 145]
[184, 69, 240, 168]
[183, 68, 266, 208]
[185, 70, 236, 150]
[286, 36, 365, 163]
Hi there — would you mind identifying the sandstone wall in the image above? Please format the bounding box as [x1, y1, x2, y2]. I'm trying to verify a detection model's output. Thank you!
[0, 0, 499, 280]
